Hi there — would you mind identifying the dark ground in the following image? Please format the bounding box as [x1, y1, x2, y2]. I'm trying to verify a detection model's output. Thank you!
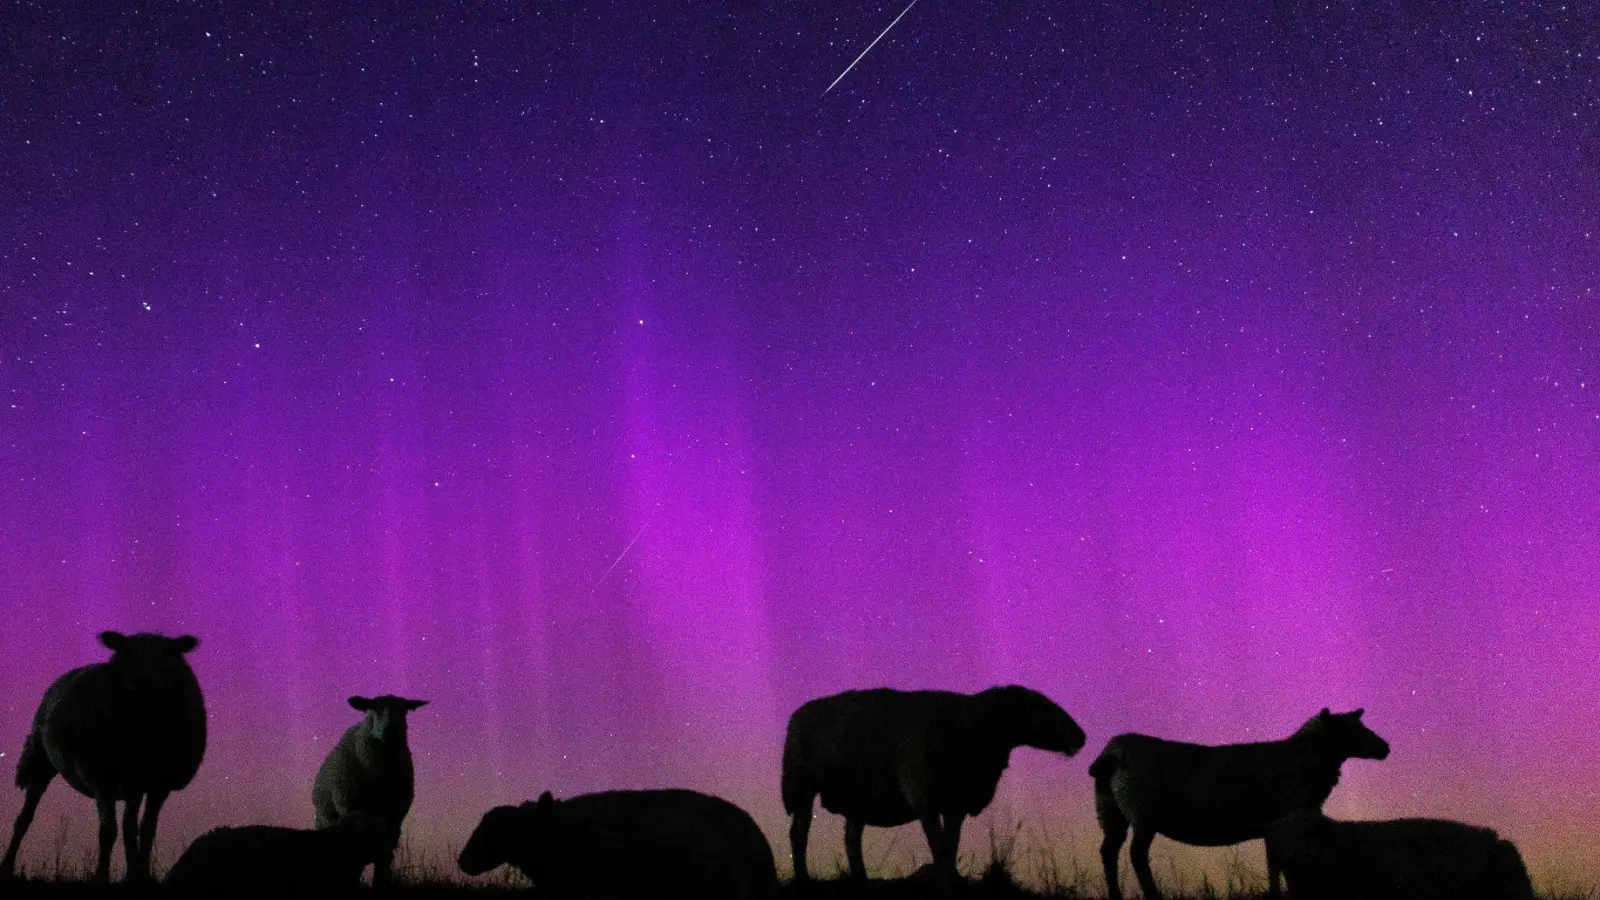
[2, 870, 1594, 900]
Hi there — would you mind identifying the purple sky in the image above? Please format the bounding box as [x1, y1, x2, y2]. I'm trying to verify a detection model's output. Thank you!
[2, 0, 1597, 888]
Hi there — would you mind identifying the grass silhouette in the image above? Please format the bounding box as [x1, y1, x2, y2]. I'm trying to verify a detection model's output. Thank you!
[2, 870, 1596, 900]
[3, 820, 1593, 900]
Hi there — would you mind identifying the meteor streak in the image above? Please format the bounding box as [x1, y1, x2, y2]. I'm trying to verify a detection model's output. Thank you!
[823, 0, 920, 96]
[594, 520, 650, 591]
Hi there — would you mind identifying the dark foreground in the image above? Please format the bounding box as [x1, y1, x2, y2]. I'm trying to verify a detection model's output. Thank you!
[0, 866, 1069, 900]
[2, 870, 1595, 900]
[0, 876, 1058, 900]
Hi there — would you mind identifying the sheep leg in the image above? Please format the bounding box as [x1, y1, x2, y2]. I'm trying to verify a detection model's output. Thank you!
[1096, 791, 1130, 900]
[2, 781, 50, 879]
[1264, 837, 1282, 900]
[844, 819, 867, 881]
[135, 789, 168, 883]
[938, 812, 965, 871]
[93, 795, 117, 883]
[920, 815, 943, 868]
[120, 793, 144, 881]
[373, 840, 398, 889]
[1129, 827, 1162, 900]
[373, 854, 392, 889]
[788, 803, 814, 882]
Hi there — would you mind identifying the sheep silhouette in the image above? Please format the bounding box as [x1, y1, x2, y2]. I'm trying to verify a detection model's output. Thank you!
[1090, 707, 1390, 900]
[1266, 809, 1534, 900]
[164, 813, 393, 895]
[458, 788, 778, 900]
[2, 631, 206, 883]
[312, 694, 427, 887]
[782, 685, 1086, 881]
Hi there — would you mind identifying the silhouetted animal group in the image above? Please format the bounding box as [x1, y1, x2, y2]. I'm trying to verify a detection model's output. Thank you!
[1, 632, 1533, 900]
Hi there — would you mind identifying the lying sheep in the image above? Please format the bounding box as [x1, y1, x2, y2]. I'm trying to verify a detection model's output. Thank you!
[164, 814, 392, 895]
[312, 695, 427, 886]
[458, 788, 778, 900]
[1267, 809, 1534, 900]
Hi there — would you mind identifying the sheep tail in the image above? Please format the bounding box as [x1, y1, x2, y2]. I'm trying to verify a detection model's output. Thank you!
[1088, 745, 1120, 783]
[14, 732, 52, 789]
[779, 764, 809, 815]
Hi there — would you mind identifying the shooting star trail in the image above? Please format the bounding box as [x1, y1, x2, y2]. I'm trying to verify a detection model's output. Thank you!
[593, 520, 651, 591]
[824, 0, 920, 96]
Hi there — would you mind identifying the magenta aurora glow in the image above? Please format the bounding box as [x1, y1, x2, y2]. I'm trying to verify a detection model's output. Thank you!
[2, 1, 1597, 890]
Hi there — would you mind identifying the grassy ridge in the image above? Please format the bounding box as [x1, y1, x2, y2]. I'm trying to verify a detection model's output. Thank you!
[3, 866, 1596, 900]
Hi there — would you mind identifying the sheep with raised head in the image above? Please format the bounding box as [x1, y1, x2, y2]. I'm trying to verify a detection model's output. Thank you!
[311, 694, 427, 887]
[2, 631, 206, 883]
[1267, 809, 1534, 900]
[782, 685, 1086, 881]
[458, 788, 778, 900]
[1090, 707, 1390, 900]
[164, 813, 392, 895]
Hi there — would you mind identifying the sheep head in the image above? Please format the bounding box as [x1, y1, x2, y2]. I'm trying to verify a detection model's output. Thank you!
[978, 685, 1086, 755]
[1299, 708, 1390, 761]
[348, 695, 428, 745]
[100, 631, 201, 691]
[458, 791, 556, 878]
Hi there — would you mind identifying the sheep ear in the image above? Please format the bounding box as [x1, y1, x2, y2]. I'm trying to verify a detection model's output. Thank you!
[349, 696, 374, 711]
[173, 635, 199, 653]
[405, 699, 429, 711]
[1318, 707, 1331, 718]
[100, 631, 127, 651]
[1352, 708, 1365, 718]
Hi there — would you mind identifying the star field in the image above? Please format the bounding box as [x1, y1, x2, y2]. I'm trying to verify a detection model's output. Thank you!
[1, 0, 1597, 888]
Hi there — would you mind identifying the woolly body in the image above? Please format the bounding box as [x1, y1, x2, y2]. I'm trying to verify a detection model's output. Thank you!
[782, 685, 1085, 879]
[3, 632, 206, 883]
[1090, 708, 1390, 900]
[1267, 810, 1533, 900]
[458, 788, 777, 900]
[311, 694, 427, 886]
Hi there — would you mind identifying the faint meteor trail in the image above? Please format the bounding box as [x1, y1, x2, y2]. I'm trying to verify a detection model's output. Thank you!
[824, 0, 920, 95]
[594, 520, 651, 591]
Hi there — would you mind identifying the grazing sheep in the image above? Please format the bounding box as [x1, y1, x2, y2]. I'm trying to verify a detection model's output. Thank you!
[312, 694, 427, 887]
[164, 813, 393, 895]
[2, 631, 206, 883]
[1090, 707, 1390, 900]
[781, 685, 1086, 881]
[1266, 809, 1534, 900]
[458, 788, 778, 900]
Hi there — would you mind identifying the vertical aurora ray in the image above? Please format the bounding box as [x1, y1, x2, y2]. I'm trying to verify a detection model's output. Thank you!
[608, 223, 782, 808]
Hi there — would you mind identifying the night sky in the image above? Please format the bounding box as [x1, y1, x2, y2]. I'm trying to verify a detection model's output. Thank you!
[2, 0, 1597, 888]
